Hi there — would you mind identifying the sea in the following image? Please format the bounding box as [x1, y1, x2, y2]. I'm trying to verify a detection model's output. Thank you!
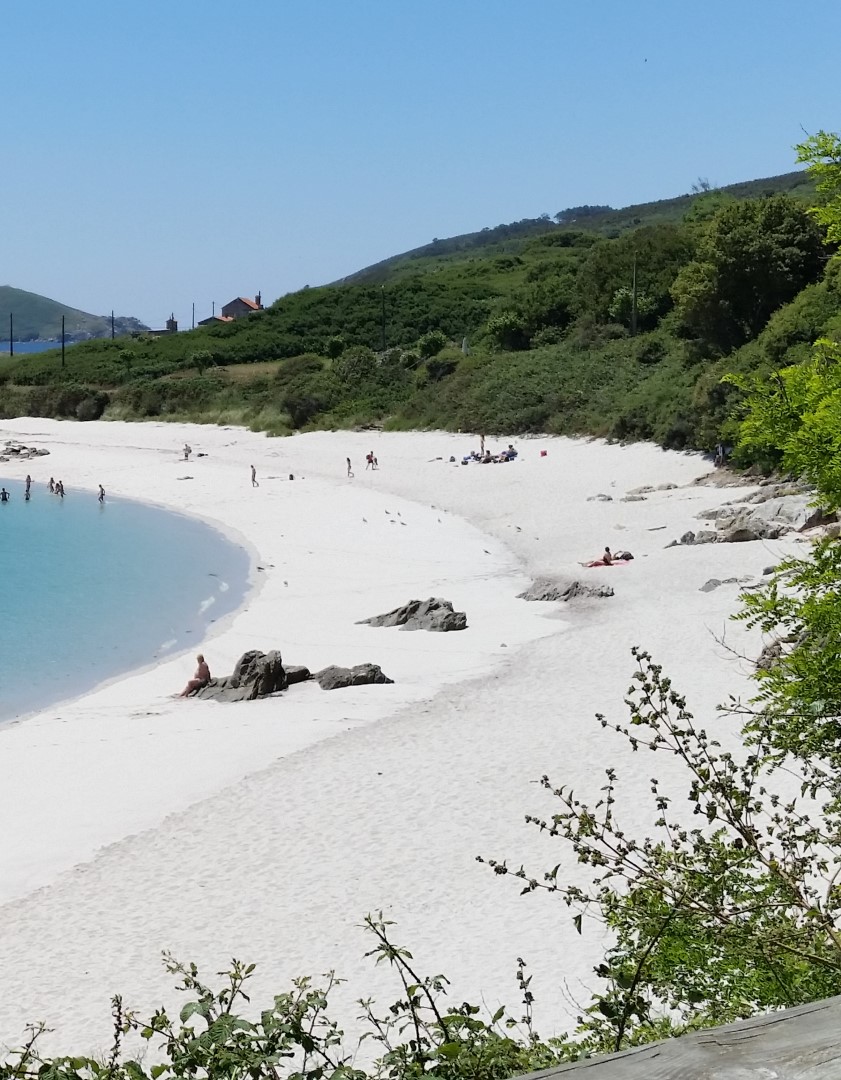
[0, 341, 71, 354]
[0, 478, 250, 722]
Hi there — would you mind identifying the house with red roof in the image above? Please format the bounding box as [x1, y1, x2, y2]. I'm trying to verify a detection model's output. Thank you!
[197, 293, 264, 327]
[222, 293, 263, 319]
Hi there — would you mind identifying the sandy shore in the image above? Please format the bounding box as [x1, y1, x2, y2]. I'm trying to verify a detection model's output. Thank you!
[0, 420, 797, 1055]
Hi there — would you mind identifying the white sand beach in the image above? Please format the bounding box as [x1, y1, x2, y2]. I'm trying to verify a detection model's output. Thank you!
[0, 420, 799, 1056]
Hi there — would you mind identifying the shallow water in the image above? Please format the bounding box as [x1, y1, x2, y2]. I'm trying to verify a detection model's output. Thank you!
[0, 477, 250, 721]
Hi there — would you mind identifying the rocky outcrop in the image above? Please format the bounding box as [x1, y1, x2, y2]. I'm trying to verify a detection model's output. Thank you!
[672, 494, 834, 546]
[313, 663, 394, 690]
[667, 529, 719, 547]
[517, 577, 614, 601]
[586, 493, 614, 502]
[692, 469, 756, 489]
[699, 577, 752, 593]
[359, 598, 467, 632]
[0, 442, 49, 462]
[756, 640, 784, 672]
[196, 649, 287, 702]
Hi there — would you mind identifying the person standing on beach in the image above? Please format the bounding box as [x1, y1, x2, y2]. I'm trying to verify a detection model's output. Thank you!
[346, 457, 354, 478]
[48, 477, 55, 493]
[25, 475, 31, 497]
[179, 654, 211, 697]
[251, 464, 259, 487]
[183, 443, 192, 461]
[98, 484, 106, 503]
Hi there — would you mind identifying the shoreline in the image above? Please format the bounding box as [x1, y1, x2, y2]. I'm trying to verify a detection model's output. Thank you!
[0, 484, 263, 729]
[0, 421, 799, 1052]
[0, 419, 558, 908]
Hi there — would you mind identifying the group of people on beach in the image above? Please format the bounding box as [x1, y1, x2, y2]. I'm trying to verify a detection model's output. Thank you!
[345, 451, 379, 477]
[0, 476, 106, 503]
[460, 443, 518, 465]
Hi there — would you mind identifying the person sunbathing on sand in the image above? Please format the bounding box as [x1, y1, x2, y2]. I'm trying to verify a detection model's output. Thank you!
[179, 654, 211, 697]
[582, 546, 614, 567]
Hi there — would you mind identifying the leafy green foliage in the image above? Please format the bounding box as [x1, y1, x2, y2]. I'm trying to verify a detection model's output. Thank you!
[797, 131, 841, 245]
[417, 330, 447, 359]
[482, 649, 841, 1049]
[0, 916, 574, 1080]
[671, 196, 826, 352]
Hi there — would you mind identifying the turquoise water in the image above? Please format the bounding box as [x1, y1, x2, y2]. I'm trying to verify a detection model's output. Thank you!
[0, 478, 250, 721]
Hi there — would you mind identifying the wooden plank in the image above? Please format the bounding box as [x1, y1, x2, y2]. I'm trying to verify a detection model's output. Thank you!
[520, 995, 841, 1078]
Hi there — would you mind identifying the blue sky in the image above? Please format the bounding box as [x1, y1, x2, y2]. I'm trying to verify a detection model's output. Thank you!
[6, 0, 840, 330]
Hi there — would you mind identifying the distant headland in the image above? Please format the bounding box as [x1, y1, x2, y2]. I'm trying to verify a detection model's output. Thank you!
[0, 285, 148, 344]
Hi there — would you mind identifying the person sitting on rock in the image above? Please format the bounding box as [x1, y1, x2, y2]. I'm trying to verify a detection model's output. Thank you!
[179, 653, 211, 697]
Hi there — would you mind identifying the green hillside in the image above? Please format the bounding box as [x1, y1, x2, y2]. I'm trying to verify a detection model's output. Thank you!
[0, 286, 147, 342]
[0, 162, 835, 454]
[339, 169, 814, 286]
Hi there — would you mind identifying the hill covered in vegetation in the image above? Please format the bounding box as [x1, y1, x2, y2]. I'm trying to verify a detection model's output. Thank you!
[0, 286, 147, 342]
[0, 162, 835, 454]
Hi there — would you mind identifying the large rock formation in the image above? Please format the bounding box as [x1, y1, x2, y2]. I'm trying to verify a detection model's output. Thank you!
[358, 598, 467, 632]
[196, 649, 288, 702]
[313, 663, 394, 690]
[672, 493, 834, 546]
[517, 577, 614, 601]
[715, 495, 833, 541]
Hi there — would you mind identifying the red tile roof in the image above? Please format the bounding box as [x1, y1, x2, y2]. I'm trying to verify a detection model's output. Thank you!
[236, 297, 260, 310]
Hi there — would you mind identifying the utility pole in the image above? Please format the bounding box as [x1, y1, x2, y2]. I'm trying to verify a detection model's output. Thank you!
[630, 254, 638, 338]
[192, 302, 195, 330]
[9, 313, 13, 357]
[111, 310, 115, 339]
[380, 286, 386, 351]
[212, 300, 215, 318]
[61, 315, 66, 369]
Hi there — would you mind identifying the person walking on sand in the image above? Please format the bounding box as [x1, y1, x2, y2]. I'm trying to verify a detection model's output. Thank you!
[179, 653, 211, 697]
[251, 464, 259, 488]
[346, 457, 354, 478]
[98, 484, 105, 503]
[183, 443, 192, 461]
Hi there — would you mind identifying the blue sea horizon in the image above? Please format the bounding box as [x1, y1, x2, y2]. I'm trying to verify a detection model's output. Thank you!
[0, 477, 251, 722]
[0, 341, 76, 354]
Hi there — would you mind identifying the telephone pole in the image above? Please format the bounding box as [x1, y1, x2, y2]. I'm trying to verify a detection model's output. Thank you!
[380, 286, 386, 351]
[9, 313, 13, 357]
[111, 310, 115, 339]
[630, 254, 638, 338]
[61, 316, 66, 369]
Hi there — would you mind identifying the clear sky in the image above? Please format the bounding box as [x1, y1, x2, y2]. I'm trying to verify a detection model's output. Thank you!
[6, 0, 840, 330]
